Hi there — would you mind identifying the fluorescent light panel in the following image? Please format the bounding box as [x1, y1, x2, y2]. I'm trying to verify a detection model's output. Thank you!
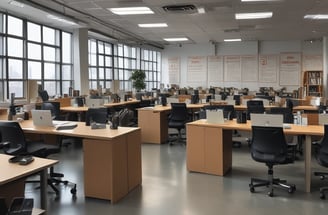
[8, 0, 24, 7]
[163, 37, 189, 42]
[47, 14, 77, 25]
[138, 23, 168, 28]
[241, 0, 282, 2]
[304, 14, 328, 20]
[235, 12, 273, 19]
[224, 39, 242, 42]
[108, 7, 154, 15]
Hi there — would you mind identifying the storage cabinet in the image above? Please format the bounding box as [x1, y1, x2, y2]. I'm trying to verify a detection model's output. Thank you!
[303, 71, 323, 97]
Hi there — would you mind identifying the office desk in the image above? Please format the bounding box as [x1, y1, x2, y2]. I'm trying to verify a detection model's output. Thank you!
[60, 106, 88, 112]
[0, 154, 58, 210]
[186, 119, 324, 193]
[138, 104, 207, 144]
[19, 120, 141, 203]
[103, 100, 140, 108]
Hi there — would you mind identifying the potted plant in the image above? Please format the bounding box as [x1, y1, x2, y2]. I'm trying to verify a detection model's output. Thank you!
[130, 70, 146, 92]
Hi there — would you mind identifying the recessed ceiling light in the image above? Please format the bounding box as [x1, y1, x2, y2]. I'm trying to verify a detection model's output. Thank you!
[197, 7, 206, 14]
[163, 37, 189, 42]
[224, 39, 242, 42]
[241, 0, 282, 2]
[235, 12, 273, 19]
[8, 0, 24, 7]
[47, 15, 78, 25]
[108, 7, 154, 15]
[138, 23, 168, 28]
[304, 14, 328, 19]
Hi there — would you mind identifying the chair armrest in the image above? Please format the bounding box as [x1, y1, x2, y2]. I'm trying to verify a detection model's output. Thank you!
[1, 141, 24, 155]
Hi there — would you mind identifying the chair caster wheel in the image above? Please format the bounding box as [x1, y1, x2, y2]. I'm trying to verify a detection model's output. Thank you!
[268, 191, 274, 197]
[249, 184, 255, 193]
[320, 192, 325, 200]
[288, 185, 296, 193]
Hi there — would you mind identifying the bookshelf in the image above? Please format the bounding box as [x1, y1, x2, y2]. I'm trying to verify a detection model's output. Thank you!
[303, 71, 323, 97]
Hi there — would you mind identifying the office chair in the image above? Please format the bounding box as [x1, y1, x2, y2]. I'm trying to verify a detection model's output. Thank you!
[314, 124, 328, 199]
[249, 126, 296, 197]
[85, 107, 108, 126]
[247, 100, 265, 120]
[38, 90, 49, 102]
[168, 103, 190, 145]
[41, 101, 66, 120]
[0, 121, 77, 197]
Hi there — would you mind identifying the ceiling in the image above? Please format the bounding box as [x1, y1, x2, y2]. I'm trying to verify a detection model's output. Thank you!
[1, 0, 328, 49]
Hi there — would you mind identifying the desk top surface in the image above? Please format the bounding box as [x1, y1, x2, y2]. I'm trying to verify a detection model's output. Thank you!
[187, 119, 324, 136]
[19, 120, 140, 140]
[139, 103, 208, 112]
[0, 154, 58, 185]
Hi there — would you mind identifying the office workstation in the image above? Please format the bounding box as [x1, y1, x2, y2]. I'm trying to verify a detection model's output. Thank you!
[1, 0, 328, 214]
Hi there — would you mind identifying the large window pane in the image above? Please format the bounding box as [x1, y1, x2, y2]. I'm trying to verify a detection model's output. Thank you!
[43, 46, 56, 61]
[44, 81, 56, 96]
[99, 68, 104, 79]
[44, 63, 56, 79]
[89, 68, 97, 79]
[27, 22, 41, 42]
[8, 81, 23, 97]
[28, 43, 41, 60]
[7, 16, 22, 36]
[43, 26, 55, 45]
[7, 37, 23, 57]
[62, 65, 72, 80]
[8, 59, 23, 78]
[28, 61, 41, 79]
[62, 32, 71, 63]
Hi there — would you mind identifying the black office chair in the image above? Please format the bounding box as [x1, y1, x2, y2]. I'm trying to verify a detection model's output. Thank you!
[0, 121, 77, 197]
[249, 126, 296, 197]
[314, 124, 328, 199]
[41, 101, 66, 120]
[38, 90, 49, 102]
[247, 100, 265, 120]
[168, 103, 190, 145]
[85, 107, 108, 126]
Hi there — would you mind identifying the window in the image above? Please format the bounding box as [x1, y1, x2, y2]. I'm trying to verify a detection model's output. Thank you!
[0, 12, 73, 99]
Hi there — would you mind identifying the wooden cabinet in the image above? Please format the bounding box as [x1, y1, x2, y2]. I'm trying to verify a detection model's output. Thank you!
[303, 71, 323, 97]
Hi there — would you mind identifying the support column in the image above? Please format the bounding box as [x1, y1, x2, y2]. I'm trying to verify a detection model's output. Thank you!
[73, 28, 89, 95]
[323, 36, 328, 98]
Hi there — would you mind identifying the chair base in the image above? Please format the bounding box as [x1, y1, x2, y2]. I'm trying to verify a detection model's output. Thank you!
[249, 177, 296, 197]
[314, 171, 328, 199]
[168, 129, 185, 146]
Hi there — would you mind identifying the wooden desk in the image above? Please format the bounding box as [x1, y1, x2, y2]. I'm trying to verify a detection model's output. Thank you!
[138, 104, 207, 144]
[60, 106, 88, 112]
[293, 105, 319, 112]
[0, 154, 58, 210]
[103, 100, 140, 108]
[19, 120, 141, 203]
[186, 119, 324, 193]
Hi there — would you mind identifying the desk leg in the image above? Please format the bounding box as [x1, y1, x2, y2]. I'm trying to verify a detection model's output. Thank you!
[40, 169, 48, 211]
[304, 135, 312, 193]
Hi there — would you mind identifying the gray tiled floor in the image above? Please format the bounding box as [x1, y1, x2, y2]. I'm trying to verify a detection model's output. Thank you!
[25, 140, 328, 215]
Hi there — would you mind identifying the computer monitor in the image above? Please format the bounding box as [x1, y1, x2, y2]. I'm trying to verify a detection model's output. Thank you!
[191, 94, 199, 104]
[160, 94, 167, 106]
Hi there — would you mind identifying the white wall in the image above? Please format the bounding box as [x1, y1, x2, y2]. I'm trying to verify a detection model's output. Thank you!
[161, 40, 323, 92]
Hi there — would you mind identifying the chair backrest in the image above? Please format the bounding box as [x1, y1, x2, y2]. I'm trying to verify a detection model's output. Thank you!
[247, 100, 265, 119]
[85, 107, 108, 126]
[170, 103, 188, 122]
[38, 90, 49, 102]
[0, 121, 27, 153]
[41, 101, 61, 120]
[269, 107, 293, 123]
[317, 124, 328, 167]
[251, 126, 288, 163]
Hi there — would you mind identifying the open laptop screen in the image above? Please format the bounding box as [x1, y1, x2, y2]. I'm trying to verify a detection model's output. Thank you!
[250, 113, 283, 127]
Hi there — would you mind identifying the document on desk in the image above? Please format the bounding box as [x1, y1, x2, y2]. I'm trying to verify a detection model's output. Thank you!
[54, 121, 78, 130]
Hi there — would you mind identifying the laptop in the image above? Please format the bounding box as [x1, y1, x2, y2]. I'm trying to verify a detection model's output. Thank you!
[251, 113, 284, 127]
[206, 109, 225, 124]
[31, 110, 68, 127]
[85, 98, 104, 108]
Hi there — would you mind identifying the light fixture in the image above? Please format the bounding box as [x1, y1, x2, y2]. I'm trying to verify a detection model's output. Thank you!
[138, 23, 168, 28]
[304, 14, 328, 20]
[197, 7, 206, 14]
[224, 38, 242, 42]
[108, 7, 154, 15]
[235, 12, 273, 19]
[47, 14, 78, 25]
[8, 0, 24, 7]
[241, 0, 282, 2]
[163, 37, 189, 42]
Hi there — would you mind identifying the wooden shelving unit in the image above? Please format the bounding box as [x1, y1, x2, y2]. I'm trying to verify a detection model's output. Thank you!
[302, 71, 323, 97]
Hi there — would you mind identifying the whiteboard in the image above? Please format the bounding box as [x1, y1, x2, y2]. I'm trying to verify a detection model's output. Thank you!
[259, 55, 278, 82]
[241, 55, 258, 82]
[207, 56, 223, 82]
[224, 56, 241, 82]
[302, 55, 323, 71]
[187, 56, 207, 82]
[168, 57, 180, 83]
[279, 52, 301, 86]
